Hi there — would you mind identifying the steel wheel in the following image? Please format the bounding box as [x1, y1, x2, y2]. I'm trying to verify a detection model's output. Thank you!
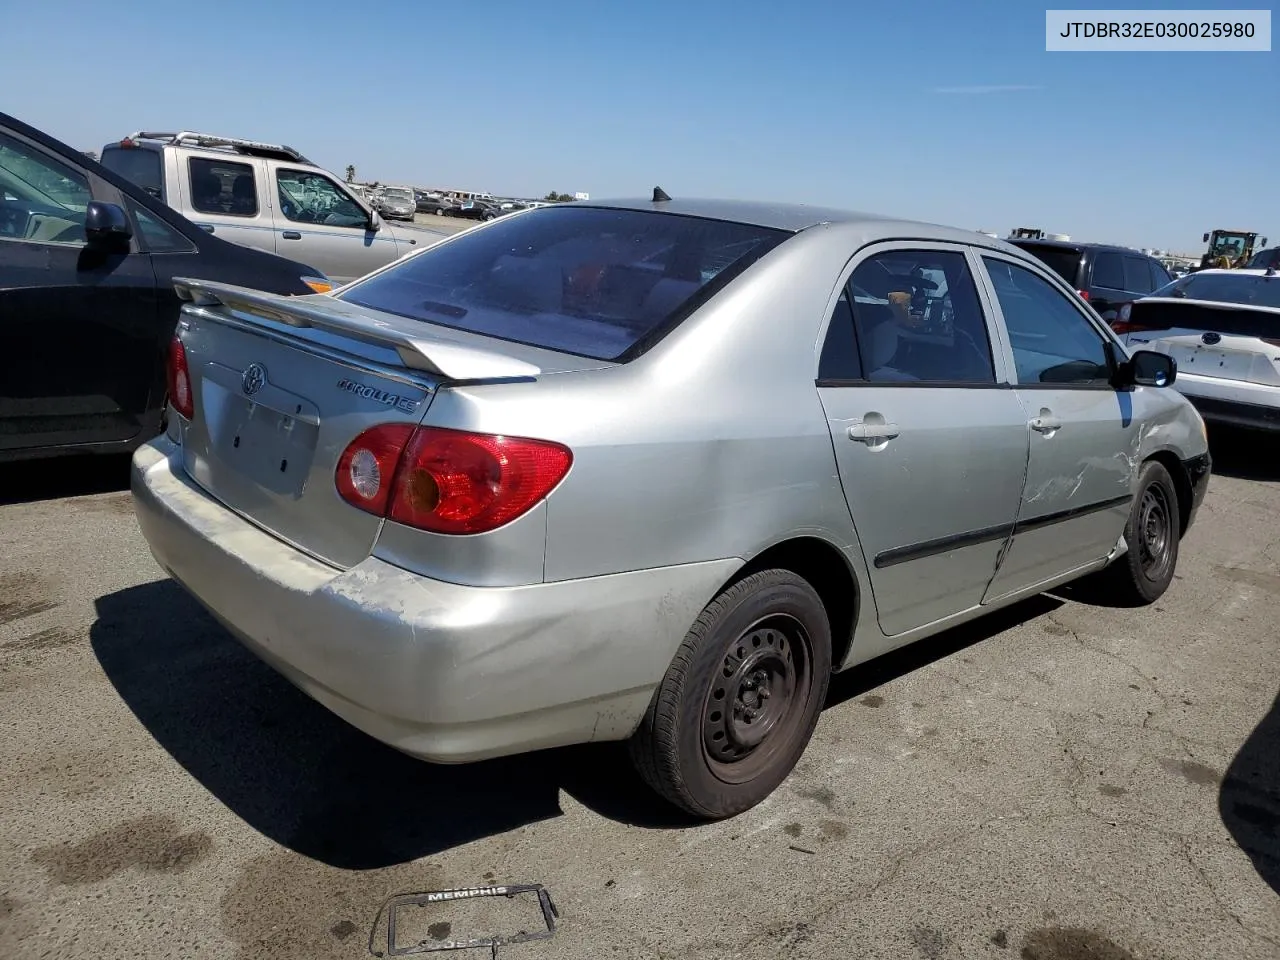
[1138, 482, 1173, 582]
[1086, 459, 1181, 607]
[630, 568, 832, 818]
[701, 613, 814, 785]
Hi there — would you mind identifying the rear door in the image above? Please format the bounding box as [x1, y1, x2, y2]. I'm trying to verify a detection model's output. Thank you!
[816, 243, 1031, 637]
[178, 151, 275, 257]
[977, 254, 1139, 602]
[0, 124, 162, 452]
[271, 165, 395, 283]
[1148, 258, 1174, 292]
[1121, 254, 1156, 303]
[1087, 250, 1139, 320]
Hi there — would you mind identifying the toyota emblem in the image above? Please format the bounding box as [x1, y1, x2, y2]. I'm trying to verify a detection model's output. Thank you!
[1201, 332, 1222, 346]
[241, 363, 267, 395]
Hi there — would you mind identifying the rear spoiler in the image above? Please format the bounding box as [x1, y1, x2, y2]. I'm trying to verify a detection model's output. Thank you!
[172, 277, 541, 381]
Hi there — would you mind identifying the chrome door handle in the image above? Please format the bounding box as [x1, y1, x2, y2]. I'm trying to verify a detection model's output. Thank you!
[1030, 415, 1062, 434]
[848, 421, 900, 442]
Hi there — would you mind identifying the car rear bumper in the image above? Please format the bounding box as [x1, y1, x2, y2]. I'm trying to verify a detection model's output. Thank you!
[130, 436, 738, 763]
[1175, 372, 1280, 432]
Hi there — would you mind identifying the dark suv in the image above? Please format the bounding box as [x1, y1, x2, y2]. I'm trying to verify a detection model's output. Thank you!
[1007, 239, 1174, 321]
[1246, 247, 1280, 270]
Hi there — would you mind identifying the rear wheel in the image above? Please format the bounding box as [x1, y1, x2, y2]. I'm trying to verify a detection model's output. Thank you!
[630, 569, 832, 819]
[1093, 460, 1181, 605]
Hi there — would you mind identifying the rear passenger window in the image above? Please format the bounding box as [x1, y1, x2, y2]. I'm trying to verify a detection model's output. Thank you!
[1092, 252, 1124, 289]
[983, 258, 1112, 386]
[842, 250, 995, 384]
[1123, 256, 1153, 294]
[188, 157, 258, 217]
[818, 289, 861, 381]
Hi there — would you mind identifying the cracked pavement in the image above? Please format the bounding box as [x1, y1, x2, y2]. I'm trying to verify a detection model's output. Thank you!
[1, 432, 1277, 960]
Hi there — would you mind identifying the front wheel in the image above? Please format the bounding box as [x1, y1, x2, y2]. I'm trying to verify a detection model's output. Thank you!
[1093, 460, 1181, 605]
[629, 569, 832, 819]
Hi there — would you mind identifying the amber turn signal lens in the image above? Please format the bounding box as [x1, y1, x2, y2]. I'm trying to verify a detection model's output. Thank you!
[302, 276, 334, 294]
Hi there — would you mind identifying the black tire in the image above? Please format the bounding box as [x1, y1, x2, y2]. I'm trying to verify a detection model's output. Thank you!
[1093, 460, 1181, 606]
[629, 569, 832, 819]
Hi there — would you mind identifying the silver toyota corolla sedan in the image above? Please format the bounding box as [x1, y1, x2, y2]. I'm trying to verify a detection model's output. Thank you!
[131, 195, 1212, 819]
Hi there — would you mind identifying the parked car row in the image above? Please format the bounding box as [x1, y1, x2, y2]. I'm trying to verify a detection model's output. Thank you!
[412, 193, 550, 221]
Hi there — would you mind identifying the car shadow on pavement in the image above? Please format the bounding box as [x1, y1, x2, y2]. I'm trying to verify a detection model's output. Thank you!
[92, 583, 1066, 868]
[90, 580, 698, 870]
[1220, 688, 1280, 896]
[826, 594, 1063, 708]
[1208, 426, 1280, 482]
[0, 454, 132, 506]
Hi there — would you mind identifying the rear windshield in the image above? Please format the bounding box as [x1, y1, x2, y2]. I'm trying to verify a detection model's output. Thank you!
[100, 146, 165, 201]
[1159, 273, 1280, 310]
[1011, 243, 1084, 286]
[339, 205, 790, 361]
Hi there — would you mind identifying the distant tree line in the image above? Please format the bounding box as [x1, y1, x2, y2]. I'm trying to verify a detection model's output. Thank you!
[544, 192, 575, 202]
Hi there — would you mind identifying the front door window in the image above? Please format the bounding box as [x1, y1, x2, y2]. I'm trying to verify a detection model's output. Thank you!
[275, 169, 368, 228]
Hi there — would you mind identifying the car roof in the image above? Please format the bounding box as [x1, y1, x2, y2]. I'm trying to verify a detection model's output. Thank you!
[571, 197, 1037, 256]
[579, 197, 896, 232]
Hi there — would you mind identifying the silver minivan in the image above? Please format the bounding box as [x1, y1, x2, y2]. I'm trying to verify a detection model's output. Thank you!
[100, 131, 447, 283]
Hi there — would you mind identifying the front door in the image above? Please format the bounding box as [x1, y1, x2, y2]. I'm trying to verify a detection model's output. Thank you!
[978, 254, 1140, 602]
[0, 126, 161, 452]
[271, 167, 396, 283]
[816, 244, 1031, 637]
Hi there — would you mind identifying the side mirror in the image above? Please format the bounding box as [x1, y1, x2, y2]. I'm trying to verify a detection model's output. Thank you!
[1202, 233, 1210, 243]
[1124, 349, 1177, 388]
[366, 208, 382, 232]
[84, 201, 132, 251]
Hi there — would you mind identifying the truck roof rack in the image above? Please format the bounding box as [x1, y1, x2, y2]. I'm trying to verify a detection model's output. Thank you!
[121, 131, 310, 163]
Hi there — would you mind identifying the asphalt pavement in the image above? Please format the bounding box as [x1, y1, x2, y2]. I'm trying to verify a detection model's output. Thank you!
[1, 429, 1277, 960]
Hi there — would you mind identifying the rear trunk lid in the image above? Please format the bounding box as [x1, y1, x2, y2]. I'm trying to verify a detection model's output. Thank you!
[168, 278, 563, 569]
[1125, 299, 1280, 387]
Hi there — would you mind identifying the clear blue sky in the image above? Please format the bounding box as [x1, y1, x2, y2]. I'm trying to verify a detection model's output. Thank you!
[4, 0, 1276, 251]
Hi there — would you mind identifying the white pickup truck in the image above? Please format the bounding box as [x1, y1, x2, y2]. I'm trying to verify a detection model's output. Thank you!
[100, 131, 447, 284]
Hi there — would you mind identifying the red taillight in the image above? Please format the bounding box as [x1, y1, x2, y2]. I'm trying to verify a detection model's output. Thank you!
[1109, 322, 1156, 335]
[334, 425, 572, 535]
[335, 423, 416, 517]
[166, 336, 194, 419]
[1077, 290, 1090, 301]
